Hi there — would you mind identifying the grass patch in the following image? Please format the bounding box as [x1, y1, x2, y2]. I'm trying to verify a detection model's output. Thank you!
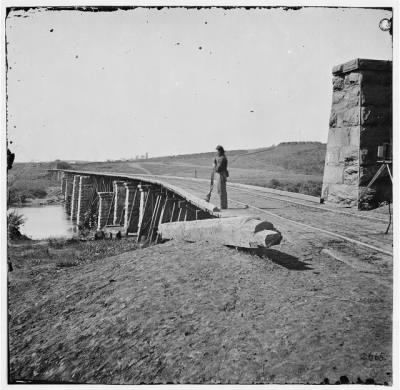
[268, 179, 322, 197]
[8, 237, 140, 272]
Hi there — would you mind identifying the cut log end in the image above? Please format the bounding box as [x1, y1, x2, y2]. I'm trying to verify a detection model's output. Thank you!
[254, 230, 282, 248]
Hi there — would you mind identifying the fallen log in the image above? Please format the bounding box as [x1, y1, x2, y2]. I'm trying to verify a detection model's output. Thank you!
[158, 216, 282, 248]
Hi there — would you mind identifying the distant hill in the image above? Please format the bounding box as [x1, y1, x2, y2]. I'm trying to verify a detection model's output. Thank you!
[149, 141, 326, 176]
[72, 142, 327, 197]
[7, 143, 327, 203]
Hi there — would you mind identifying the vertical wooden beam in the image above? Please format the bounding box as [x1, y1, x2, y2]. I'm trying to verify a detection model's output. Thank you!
[113, 180, 126, 225]
[76, 176, 93, 227]
[64, 174, 74, 215]
[97, 192, 114, 229]
[123, 182, 136, 234]
[137, 185, 151, 240]
[70, 175, 81, 221]
[148, 194, 162, 243]
[61, 176, 66, 198]
[126, 187, 141, 234]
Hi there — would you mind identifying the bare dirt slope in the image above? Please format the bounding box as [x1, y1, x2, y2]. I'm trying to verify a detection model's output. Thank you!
[8, 239, 391, 385]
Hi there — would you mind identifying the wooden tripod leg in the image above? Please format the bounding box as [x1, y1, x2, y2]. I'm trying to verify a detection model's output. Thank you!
[385, 201, 392, 234]
[366, 165, 386, 189]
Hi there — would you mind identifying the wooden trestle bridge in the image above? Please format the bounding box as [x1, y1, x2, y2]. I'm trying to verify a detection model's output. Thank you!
[49, 169, 393, 269]
[50, 169, 282, 248]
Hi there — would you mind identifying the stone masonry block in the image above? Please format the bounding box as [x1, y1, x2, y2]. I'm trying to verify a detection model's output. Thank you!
[332, 75, 344, 91]
[339, 145, 359, 163]
[327, 128, 350, 147]
[349, 126, 360, 146]
[322, 165, 344, 184]
[325, 184, 358, 207]
[329, 110, 337, 128]
[332, 91, 345, 104]
[344, 72, 362, 86]
[332, 86, 360, 112]
[325, 147, 341, 164]
[342, 107, 360, 126]
[343, 165, 359, 185]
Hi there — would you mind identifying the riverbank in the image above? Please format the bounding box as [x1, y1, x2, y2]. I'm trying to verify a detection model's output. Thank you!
[8, 238, 392, 385]
[8, 185, 64, 207]
[7, 161, 64, 207]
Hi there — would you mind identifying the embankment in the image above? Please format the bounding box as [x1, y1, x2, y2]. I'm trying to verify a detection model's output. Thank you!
[8, 238, 392, 385]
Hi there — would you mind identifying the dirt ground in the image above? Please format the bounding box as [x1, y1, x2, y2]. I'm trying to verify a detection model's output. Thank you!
[7, 237, 392, 385]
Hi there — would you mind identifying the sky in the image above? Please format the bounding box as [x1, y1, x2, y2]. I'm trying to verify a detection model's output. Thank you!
[5, 6, 393, 162]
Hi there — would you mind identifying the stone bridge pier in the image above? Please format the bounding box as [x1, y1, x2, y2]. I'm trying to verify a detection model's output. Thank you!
[321, 58, 392, 209]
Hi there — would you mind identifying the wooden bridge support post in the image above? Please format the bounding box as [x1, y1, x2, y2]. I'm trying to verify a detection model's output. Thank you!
[76, 176, 93, 227]
[113, 181, 126, 226]
[169, 198, 181, 222]
[155, 194, 176, 242]
[186, 206, 197, 222]
[126, 186, 141, 235]
[137, 185, 150, 240]
[158, 196, 172, 225]
[148, 192, 166, 242]
[124, 182, 137, 234]
[70, 175, 81, 221]
[64, 174, 74, 214]
[97, 192, 114, 229]
[177, 201, 187, 222]
[61, 175, 66, 197]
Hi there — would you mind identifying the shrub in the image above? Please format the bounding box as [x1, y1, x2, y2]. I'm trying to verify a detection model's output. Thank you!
[269, 179, 281, 188]
[7, 210, 26, 239]
[54, 160, 72, 170]
[267, 179, 322, 197]
[8, 181, 48, 204]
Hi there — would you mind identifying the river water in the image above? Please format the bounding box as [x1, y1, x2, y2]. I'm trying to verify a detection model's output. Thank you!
[10, 204, 77, 240]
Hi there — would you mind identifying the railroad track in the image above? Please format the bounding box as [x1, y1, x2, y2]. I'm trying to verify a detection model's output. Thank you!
[135, 174, 389, 223]
[227, 183, 389, 223]
[230, 196, 393, 257]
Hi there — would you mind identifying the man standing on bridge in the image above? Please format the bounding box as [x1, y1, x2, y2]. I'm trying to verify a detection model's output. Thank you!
[214, 145, 229, 210]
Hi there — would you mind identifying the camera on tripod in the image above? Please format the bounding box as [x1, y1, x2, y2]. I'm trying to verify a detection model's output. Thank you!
[377, 142, 392, 162]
